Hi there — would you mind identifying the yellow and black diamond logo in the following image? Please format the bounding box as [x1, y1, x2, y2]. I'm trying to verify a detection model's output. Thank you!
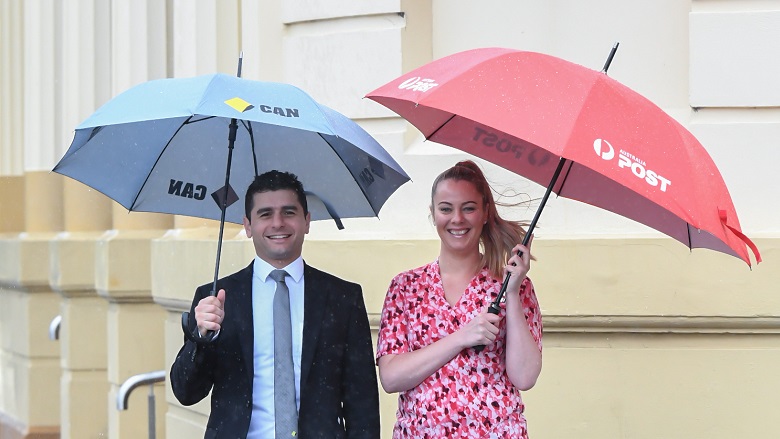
[224, 97, 254, 113]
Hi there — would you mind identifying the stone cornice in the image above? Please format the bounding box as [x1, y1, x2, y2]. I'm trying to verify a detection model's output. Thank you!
[367, 313, 780, 333]
[157, 302, 780, 334]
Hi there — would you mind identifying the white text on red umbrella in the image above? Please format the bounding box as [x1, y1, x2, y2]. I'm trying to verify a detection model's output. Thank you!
[397, 77, 439, 92]
[594, 139, 671, 192]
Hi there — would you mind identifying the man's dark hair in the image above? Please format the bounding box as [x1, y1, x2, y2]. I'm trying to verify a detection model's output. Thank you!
[244, 170, 308, 220]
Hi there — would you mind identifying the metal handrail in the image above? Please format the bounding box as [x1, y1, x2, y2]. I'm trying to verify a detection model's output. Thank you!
[117, 370, 166, 439]
[49, 315, 61, 340]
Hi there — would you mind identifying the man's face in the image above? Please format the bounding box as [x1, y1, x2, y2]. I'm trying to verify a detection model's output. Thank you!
[243, 189, 311, 268]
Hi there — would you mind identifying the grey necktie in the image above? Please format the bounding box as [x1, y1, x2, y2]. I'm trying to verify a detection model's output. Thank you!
[270, 269, 298, 438]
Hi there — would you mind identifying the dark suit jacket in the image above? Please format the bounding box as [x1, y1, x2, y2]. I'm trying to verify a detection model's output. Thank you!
[170, 261, 380, 439]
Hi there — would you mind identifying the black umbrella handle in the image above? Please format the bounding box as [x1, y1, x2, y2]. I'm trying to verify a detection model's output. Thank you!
[181, 310, 219, 345]
[472, 247, 525, 353]
[472, 158, 566, 353]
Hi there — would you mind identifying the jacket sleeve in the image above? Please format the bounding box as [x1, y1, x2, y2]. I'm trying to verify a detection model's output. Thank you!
[170, 284, 219, 406]
[342, 285, 381, 439]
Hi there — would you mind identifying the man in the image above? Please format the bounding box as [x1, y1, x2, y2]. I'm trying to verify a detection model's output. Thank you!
[171, 170, 380, 439]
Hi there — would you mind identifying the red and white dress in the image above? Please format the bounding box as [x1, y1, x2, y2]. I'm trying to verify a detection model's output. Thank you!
[376, 260, 543, 439]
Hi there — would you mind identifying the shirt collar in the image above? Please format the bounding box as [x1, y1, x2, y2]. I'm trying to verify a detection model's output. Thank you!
[253, 255, 305, 283]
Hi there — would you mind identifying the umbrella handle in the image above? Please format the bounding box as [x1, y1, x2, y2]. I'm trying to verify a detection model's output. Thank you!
[472, 254, 520, 353]
[180, 311, 218, 345]
[472, 300, 503, 352]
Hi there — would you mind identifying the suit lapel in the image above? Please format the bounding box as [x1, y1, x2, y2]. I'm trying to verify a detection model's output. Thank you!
[230, 262, 255, 375]
[300, 264, 328, 389]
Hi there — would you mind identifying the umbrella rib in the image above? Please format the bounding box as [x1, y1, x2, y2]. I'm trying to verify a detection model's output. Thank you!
[554, 159, 575, 195]
[128, 116, 193, 211]
[425, 114, 457, 141]
[186, 115, 217, 124]
[687, 223, 693, 249]
[87, 126, 104, 142]
[305, 191, 345, 230]
[241, 120, 259, 177]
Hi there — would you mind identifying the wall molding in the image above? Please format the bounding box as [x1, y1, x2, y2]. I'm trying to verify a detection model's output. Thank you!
[367, 313, 780, 334]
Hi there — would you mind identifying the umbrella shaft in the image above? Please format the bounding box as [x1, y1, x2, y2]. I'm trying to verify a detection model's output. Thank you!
[494, 157, 567, 303]
[211, 119, 239, 296]
[474, 158, 567, 354]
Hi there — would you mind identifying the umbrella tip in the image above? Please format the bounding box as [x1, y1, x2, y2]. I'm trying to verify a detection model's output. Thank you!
[601, 41, 620, 74]
[237, 52, 244, 78]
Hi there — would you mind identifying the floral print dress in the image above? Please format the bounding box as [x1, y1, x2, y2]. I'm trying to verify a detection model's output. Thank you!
[376, 260, 543, 439]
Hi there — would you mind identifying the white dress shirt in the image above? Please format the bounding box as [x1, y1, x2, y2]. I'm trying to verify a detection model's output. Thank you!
[247, 256, 305, 439]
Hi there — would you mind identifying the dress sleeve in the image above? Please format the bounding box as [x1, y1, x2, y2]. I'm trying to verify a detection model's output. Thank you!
[375, 274, 410, 362]
[520, 278, 543, 352]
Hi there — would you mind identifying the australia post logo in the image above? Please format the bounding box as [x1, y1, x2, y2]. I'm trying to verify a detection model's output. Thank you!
[593, 138, 671, 192]
[397, 76, 439, 92]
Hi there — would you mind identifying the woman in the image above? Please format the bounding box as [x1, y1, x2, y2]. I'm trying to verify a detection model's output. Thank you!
[376, 160, 543, 438]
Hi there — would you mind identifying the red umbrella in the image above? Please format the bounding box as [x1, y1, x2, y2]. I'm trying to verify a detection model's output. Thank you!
[368, 46, 759, 345]
[366, 46, 760, 269]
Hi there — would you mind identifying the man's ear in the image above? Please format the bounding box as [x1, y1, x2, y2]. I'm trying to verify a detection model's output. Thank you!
[243, 216, 252, 237]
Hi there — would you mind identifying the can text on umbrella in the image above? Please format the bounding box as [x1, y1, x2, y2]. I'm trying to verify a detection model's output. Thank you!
[259, 105, 299, 118]
[169, 179, 207, 200]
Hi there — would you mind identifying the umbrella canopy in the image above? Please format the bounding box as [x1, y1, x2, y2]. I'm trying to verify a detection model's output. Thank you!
[55, 73, 410, 229]
[366, 47, 760, 267]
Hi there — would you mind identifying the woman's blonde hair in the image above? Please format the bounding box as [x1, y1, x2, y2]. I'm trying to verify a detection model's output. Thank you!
[431, 160, 531, 279]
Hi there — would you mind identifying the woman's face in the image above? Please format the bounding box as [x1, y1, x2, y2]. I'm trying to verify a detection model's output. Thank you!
[431, 179, 487, 257]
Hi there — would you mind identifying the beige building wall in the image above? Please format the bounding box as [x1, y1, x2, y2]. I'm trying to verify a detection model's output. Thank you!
[1, 1, 778, 439]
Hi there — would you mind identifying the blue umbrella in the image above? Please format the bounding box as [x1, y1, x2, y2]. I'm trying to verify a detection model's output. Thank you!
[55, 73, 409, 227]
[54, 70, 410, 340]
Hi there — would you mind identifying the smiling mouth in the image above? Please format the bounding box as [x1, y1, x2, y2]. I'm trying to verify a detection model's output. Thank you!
[448, 229, 469, 236]
[267, 234, 291, 240]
